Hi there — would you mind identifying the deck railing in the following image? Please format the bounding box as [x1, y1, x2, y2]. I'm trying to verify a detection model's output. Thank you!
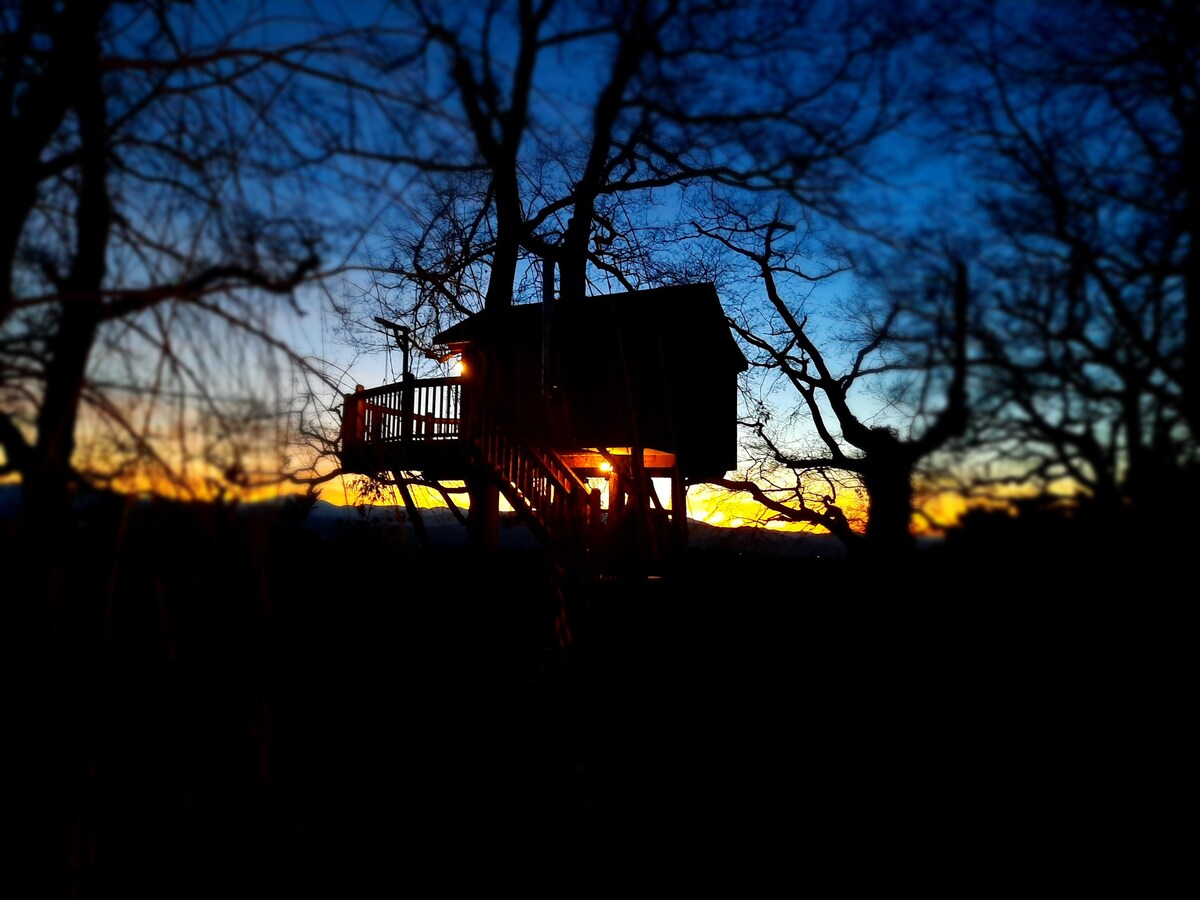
[341, 376, 464, 448]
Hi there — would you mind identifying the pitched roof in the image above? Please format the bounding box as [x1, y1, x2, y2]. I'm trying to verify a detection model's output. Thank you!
[433, 282, 747, 372]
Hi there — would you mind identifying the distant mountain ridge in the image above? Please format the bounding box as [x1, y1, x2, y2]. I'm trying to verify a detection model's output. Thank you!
[0, 484, 849, 558]
[299, 498, 848, 557]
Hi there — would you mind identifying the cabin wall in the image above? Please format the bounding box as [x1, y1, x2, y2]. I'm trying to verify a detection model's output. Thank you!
[467, 336, 735, 480]
[557, 329, 738, 480]
[450, 289, 747, 482]
[670, 369, 739, 481]
[470, 335, 572, 446]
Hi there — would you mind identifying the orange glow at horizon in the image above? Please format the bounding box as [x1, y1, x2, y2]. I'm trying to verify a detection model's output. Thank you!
[3, 463, 973, 536]
[684, 483, 869, 535]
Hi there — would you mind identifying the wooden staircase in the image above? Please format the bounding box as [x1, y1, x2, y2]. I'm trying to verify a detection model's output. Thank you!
[475, 419, 602, 564]
[472, 417, 604, 657]
[471, 416, 685, 663]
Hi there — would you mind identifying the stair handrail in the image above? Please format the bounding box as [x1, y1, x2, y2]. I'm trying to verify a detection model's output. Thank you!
[474, 416, 601, 557]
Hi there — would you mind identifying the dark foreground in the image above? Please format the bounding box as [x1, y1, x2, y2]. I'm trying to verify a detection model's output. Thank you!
[10, 499, 1183, 895]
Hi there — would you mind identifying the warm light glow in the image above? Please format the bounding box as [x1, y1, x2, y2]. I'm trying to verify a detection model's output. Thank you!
[453, 359, 466, 376]
[913, 490, 969, 535]
[30, 424, 992, 537]
[685, 482, 869, 534]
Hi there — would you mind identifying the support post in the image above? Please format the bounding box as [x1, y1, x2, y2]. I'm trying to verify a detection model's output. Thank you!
[396, 476, 432, 548]
[466, 467, 500, 558]
[671, 467, 688, 556]
[401, 372, 414, 444]
[341, 384, 366, 446]
[588, 487, 603, 553]
[630, 445, 650, 569]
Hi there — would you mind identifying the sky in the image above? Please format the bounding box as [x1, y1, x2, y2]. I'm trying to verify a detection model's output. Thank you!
[2, 0, 1044, 536]
[204, 0, 970, 534]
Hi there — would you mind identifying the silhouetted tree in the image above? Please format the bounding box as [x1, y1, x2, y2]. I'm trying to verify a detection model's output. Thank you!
[699, 198, 969, 560]
[925, 0, 1198, 530]
[0, 2, 395, 592]
[342, 0, 927, 350]
[1, 5, 428, 892]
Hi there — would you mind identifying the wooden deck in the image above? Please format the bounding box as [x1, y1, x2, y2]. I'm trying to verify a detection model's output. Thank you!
[340, 375, 689, 580]
[340, 376, 470, 479]
[340, 378, 684, 482]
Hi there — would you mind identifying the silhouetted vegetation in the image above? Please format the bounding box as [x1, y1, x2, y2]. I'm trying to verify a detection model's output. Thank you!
[14, 484, 1180, 893]
[16, 489, 566, 891]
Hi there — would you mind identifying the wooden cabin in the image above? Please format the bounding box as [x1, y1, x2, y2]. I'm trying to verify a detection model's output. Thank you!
[339, 283, 747, 575]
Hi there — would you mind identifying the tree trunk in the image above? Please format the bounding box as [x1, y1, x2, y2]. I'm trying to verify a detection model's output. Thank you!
[1180, 100, 1199, 442]
[861, 459, 917, 561]
[558, 212, 590, 302]
[485, 176, 521, 310]
[22, 22, 111, 628]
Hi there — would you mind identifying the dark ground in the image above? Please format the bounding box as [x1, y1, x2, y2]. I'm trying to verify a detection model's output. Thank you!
[10, 497, 1184, 895]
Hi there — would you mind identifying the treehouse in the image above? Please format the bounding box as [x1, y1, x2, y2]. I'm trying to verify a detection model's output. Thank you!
[339, 282, 747, 577]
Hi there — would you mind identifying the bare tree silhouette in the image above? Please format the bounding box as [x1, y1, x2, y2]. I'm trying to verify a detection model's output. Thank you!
[0, 2, 410, 597]
[921, 0, 1198, 536]
[698, 198, 969, 560]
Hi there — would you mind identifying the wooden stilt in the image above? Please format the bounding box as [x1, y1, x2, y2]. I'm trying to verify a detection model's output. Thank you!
[466, 469, 500, 558]
[671, 466, 688, 557]
[395, 475, 431, 548]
